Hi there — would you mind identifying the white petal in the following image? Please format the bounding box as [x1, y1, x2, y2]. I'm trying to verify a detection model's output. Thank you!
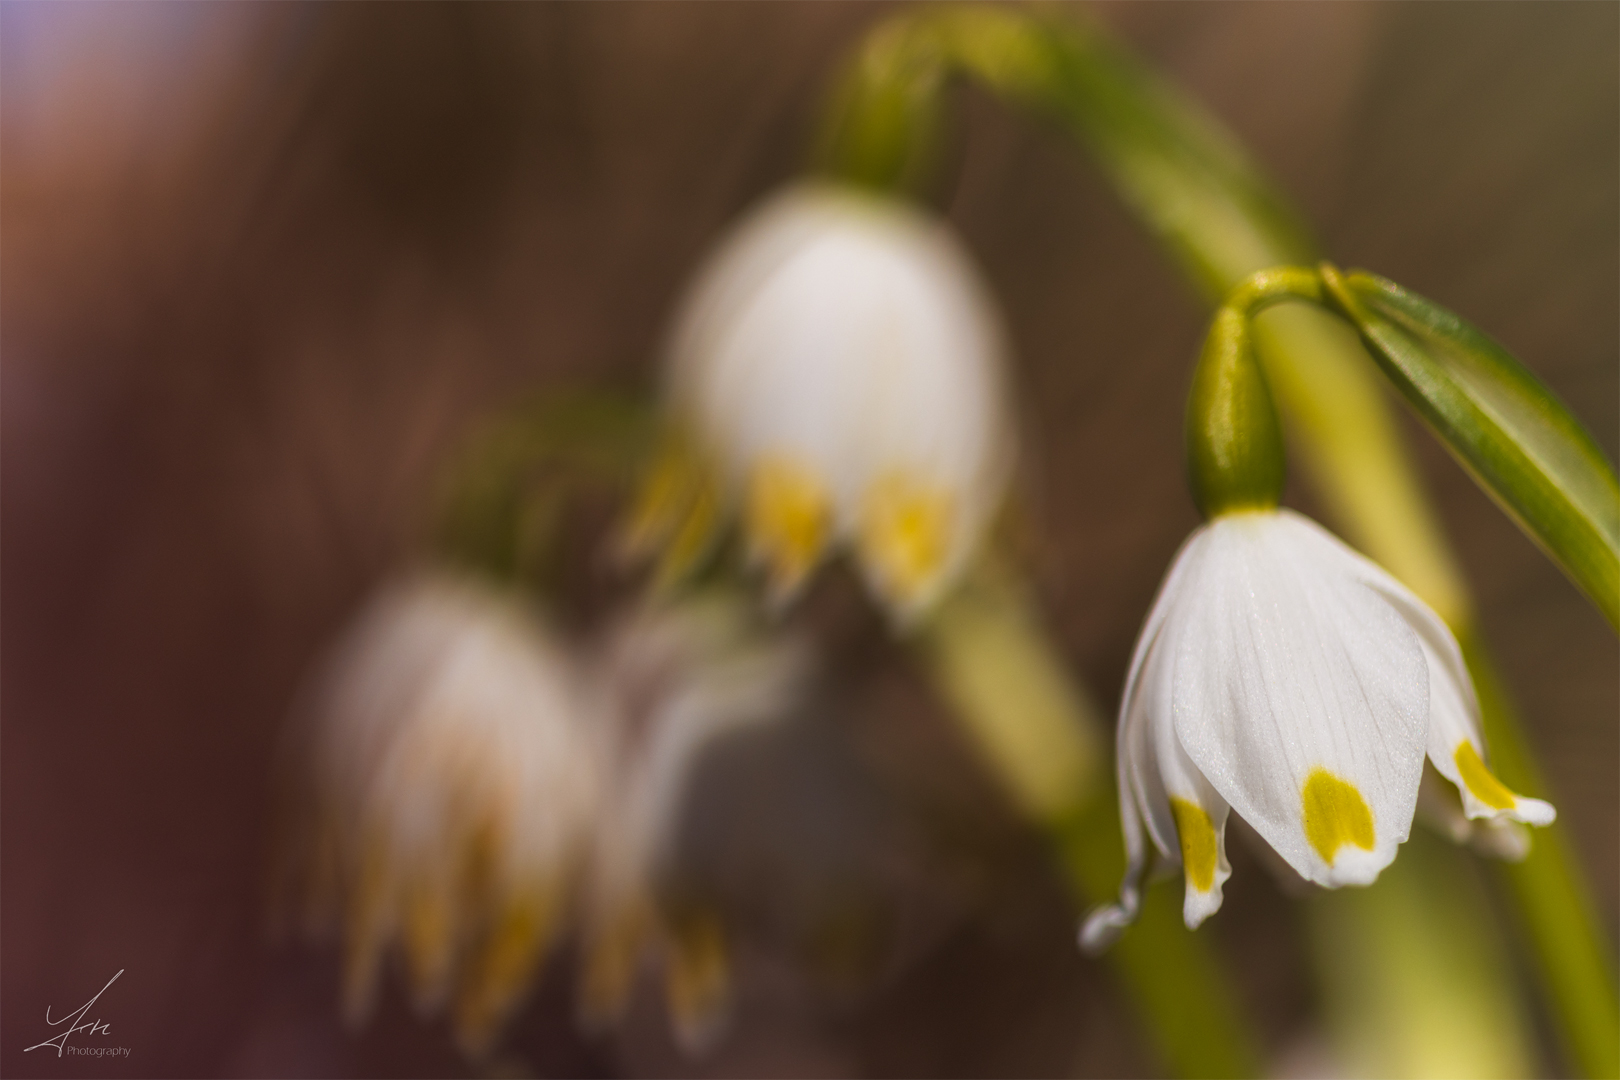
[1168, 512, 1427, 888]
[1133, 542, 1234, 925]
[1084, 528, 1230, 946]
[1079, 768, 1147, 954]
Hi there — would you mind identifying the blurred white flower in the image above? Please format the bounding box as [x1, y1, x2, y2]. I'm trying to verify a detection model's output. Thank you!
[628, 182, 1015, 622]
[283, 573, 806, 1057]
[288, 572, 598, 1054]
[576, 592, 810, 1052]
[1081, 509, 1553, 950]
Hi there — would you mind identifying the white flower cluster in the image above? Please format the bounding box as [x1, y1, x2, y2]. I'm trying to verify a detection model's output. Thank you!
[637, 182, 1555, 952]
[285, 573, 805, 1057]
[288, 178, 1564, 1063]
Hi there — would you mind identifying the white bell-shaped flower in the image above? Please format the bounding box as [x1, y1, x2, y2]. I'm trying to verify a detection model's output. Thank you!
[1081, 509, 1555, 950]
[631, 182, 1015, 621]
[288, 572, 599, 1054]
[284, 574, 808, 1057]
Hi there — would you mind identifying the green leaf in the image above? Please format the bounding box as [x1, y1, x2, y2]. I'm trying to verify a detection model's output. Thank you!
[1322, 268, 1620, 628]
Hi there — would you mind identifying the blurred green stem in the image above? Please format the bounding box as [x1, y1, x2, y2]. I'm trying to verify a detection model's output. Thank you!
[1465, 630, 1620, 1079]
[1308, 829, 1535, 1079]
[916, 566, 1259, 1079]
[823, 5, 1616, 1076]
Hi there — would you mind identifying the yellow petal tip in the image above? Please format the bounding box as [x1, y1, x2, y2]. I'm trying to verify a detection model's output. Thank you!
[858, 472, 954, 613]
[1301, 768, 1375, 864]
[745, 456, 830, 601]
[1454, 741, 1517, 811]
[1170, 796, 1219, 893]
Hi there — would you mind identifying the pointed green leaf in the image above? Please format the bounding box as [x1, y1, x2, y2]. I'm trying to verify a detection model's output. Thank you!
[1323, 268, 1620, 628]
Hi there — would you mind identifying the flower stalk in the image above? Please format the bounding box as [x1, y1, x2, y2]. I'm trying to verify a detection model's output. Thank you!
[1185, 305, 1285, 518]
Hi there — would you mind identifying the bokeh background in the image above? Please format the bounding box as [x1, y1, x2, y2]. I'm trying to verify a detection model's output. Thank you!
[3, 3, 1614, 1077]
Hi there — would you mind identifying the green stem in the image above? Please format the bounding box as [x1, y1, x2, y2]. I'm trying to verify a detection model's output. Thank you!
[824, 6, 1617, 1074]
[1464, 630, 1620, 1079]
[916, 567, 1260, 1079]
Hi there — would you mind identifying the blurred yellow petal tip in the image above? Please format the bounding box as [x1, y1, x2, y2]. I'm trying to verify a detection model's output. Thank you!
[859, 472, 953, 614]
[402, 881, 457, 1014]
[1454, 741, 1516, 811]
[1302, 768, 1376, 863]
[666, 916, 732, 1055]
[623, 438, 722, 587]
[577, 907, 652, 1032]
[454, 888, 559, 1060]
[746, 456, 831, 602]
[341, 843, 393, 1025]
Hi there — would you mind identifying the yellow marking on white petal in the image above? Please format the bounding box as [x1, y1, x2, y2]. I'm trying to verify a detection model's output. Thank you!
[745, 456, 830, 600]
[623, 436, 721, 586]
[1302, 768, 1376, 864]
[858, 473, 954, 608]
[454, 884, 560, 1059]
[1170, 797, 1218, 893]
[1454, 741, 1517, 811]
[402, 877, 456, 1011]
[665, 913, 731, 1053]
[577, 901, 652, 1030]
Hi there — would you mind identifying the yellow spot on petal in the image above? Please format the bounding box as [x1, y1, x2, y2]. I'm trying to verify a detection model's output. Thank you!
[745, 456, 830, 599]
[1170, 797, 1219, 892]
[1302, 768, 1376, 863]
[1454, 741, 1517, 811]
[454, 883, 560, 1059]
[665, 912, 731, 1052]
[623, 435, 721, 587]
[402, 878, 456, 1010]
[859, 473, 954, 609]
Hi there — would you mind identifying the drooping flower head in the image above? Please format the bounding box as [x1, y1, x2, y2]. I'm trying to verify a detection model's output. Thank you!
[284, 572, 599, 1053]
[1082, 306, 1554, 950]
[282, 574, 807, 1057]
[627, 182, 1015, 622]
[575, 592, 811, 1051]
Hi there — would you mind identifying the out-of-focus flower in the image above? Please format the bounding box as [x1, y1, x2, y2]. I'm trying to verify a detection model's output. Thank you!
[576, 592, 810, 1051]
[1081, 509, 1555, 950]
[282, 573, 806, 1057]
[626, 183, 1015, 622]
[286, 573, 599, 1055]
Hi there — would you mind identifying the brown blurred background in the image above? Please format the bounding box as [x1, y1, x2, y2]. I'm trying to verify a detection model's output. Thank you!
[3, 3, 1614, 1077]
